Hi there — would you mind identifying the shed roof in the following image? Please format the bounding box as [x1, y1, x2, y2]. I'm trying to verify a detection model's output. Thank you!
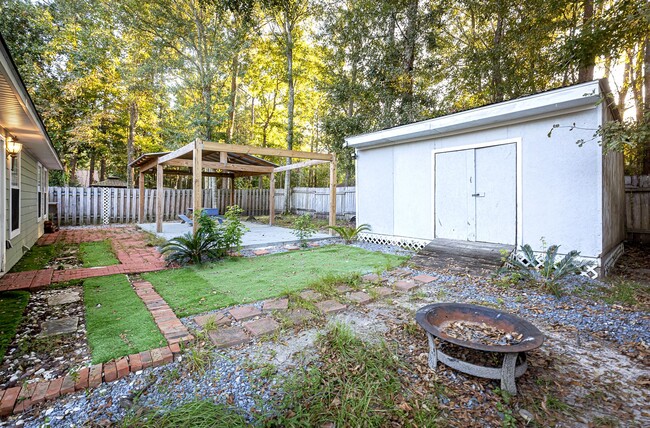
[345, 80, 618, 150]
[91, 176, 128, 188]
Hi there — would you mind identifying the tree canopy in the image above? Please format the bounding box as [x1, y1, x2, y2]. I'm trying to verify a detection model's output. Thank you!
[1, 0, 648, 184]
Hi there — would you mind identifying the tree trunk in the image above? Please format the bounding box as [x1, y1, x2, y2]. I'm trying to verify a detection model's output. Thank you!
[401, 0, 418, 118]
[227, 54, 240, 142]
[89, 151, 96, 186]
[99, 158, 106, 182]
[577, 0, 595, 82]
[284, 15, 295, 214]
[642, 37, 650, 174]
[127, 100, 138, 188]
[491, 10, 505, 103]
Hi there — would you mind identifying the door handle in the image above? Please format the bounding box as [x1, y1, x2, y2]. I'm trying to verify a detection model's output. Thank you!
[472, 193, 485, 197]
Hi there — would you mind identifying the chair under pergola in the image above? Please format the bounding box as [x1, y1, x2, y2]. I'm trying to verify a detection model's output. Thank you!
[129, 139, 337, 233]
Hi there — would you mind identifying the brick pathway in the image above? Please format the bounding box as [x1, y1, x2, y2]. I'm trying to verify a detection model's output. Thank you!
[0, 227, 166, 292]
[131, 280, 193, 344]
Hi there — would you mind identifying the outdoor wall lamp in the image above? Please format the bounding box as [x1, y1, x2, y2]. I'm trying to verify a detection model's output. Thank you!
[6, 137, 22, 157]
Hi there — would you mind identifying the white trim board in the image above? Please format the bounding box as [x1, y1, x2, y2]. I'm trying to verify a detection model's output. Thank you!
[431, 138, 523, 247]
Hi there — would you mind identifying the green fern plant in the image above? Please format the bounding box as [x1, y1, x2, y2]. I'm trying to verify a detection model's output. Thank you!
[328, 224, 371, 244]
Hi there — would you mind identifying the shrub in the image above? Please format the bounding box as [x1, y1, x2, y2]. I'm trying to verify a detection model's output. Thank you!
[292, 214, 317, 247]
[221, 205, 248, 252]
[501, 244, 594, 296]
[328, 224, 371, 244]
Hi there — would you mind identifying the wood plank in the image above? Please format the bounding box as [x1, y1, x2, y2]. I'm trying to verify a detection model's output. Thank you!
[329, 157, 337, 230]
[157, 143, 195, 164]
[139, 173, 145, 223]
[165, 159, 274, 174]
[269, 173, 275, 225]
[202, 141, 334, 161]
[139, 158, 159, 172]
[273, 159, 329, 173]
[192, 139, 202, 233]
[156, 165, 163, 232]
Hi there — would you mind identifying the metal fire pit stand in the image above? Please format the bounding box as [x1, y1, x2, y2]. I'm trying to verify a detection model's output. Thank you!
[425, 332, 528, 395]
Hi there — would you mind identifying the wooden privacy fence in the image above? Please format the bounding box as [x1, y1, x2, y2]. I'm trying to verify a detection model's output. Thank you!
[49, 186, 357, 226]
[625, 175, 650, 242]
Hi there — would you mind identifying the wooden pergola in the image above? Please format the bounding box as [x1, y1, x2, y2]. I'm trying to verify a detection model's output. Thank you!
[130, 139, 337, 234]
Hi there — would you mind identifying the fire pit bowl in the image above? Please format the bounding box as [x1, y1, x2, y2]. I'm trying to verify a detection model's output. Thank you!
[416, 303, 544, 395]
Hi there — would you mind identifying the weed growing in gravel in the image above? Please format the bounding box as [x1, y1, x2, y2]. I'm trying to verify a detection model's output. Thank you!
[202, 316, 219, 332]
[494, 389, 516, 428]
[599, 279, 649, 309]
[267, 323, 439, 426]
[122, 400, 248, 427]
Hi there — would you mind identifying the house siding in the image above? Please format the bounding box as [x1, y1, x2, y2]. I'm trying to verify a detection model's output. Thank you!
[5, 150, 44, 271]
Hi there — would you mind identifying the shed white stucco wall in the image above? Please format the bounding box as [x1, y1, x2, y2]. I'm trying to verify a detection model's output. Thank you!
[355, 106, 607, 260]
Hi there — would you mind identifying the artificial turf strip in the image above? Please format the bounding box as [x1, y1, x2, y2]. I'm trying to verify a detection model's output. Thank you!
[0, 291, 30, 359]
[144, 245, 407, 317]
[79, 240, 120, 267]
[84, 275, 166, 363]
[9, 244, 58, 272]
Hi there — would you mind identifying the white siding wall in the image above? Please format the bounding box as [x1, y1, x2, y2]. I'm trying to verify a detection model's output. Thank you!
[356, 106, 606, 259]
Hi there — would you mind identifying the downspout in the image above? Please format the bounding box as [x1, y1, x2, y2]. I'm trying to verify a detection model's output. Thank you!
[0, 132, 6, 275]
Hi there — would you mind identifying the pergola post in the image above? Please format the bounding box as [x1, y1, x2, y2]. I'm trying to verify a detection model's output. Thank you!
[269, 172, 275, 225]
[138, 171, 145, 223]
[230, 177, 235, 207]
[329, 155, 337, 233]
[156, 164, 163, 233]
[192, 138, 203, 234]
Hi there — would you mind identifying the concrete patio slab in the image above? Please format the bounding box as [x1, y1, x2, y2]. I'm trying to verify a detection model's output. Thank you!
[138, 221, 334, 249]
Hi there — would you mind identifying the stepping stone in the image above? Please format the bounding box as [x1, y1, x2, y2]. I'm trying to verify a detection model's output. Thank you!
[308, 242, 320, 247]
[243, 317, 280, 337]
[412, 274, 437, 284]
[285, 245, 301, 251]
[262, 298, 289, 311]
[390, 268, 412, 277]
[47, 292, 80, 306]
[253, 249, 270, 256]
[394, 280, 419, 292]
[299, 290, 322, 302]
[194, 312, 230, 328]
[315, 300, 347, 315]
[40, 316, 79, 337]
[229, 305, 262, 321]
[335, 285, 352, 293]
[208, 326, 250, 349]
[347, 291, 372, 305]
[362, 273, 381, 283]
[373, 286, 394, 297]
[284, 308, 316, 325]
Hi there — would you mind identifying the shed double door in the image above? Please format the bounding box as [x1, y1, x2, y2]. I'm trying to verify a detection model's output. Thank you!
[434, 144, 516, 245]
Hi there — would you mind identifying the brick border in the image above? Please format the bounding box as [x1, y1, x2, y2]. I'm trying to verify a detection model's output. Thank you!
[131, 280, 194, 344]
[0, 345, 182, 416]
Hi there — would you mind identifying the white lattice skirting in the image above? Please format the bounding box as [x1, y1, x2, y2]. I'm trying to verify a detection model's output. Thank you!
[358, 233, 429, 251]
[507, 249, 603, 279]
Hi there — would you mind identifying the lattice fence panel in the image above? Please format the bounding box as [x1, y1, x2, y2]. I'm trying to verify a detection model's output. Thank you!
[505, 250, 600, 279]
[358, 233, 429, 251]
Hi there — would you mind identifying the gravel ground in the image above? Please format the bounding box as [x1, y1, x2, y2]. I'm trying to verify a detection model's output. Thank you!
[5, 243, 648, 427]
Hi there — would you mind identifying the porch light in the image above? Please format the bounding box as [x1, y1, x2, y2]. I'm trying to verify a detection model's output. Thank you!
[6, 137, 22, 157]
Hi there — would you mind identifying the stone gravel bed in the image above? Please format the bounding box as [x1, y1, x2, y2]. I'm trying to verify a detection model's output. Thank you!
[0, 286, 91, 389]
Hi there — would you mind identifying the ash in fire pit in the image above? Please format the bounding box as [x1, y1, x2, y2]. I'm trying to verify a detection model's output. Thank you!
[442, 321, 523, 346]
[416, 303, 544, 395]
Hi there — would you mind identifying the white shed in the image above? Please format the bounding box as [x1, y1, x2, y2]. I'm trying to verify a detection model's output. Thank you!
[345, 80, 625, 277]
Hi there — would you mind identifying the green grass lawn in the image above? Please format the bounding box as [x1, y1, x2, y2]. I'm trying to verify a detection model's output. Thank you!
[0, 291, 30, 358]
[84, 275, 166, 363]
[144, 245, 407, 317]
[9, 245, 59, 272]
[79, 240, 119, 267]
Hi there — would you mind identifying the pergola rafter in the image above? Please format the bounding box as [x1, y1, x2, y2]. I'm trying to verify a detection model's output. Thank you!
[129, 139, 337, 234]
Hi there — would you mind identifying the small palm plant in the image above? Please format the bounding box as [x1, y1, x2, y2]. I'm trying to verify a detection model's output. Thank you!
[161, 211, 225, 265]
[328, 224, 371, 244]
[502, 244, 594, 296]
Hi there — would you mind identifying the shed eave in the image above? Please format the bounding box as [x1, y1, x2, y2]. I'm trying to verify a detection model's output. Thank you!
[345, 80, 603, 150]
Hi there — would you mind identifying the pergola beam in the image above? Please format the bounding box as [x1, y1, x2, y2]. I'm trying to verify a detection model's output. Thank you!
[202, 141, 334, 161]
[165, 158, 274, 174]
[273, 159, 329, 173]
[157, 143, 196, 164]
[144, 169, 234, 178]
[140, 158, 159, 173]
